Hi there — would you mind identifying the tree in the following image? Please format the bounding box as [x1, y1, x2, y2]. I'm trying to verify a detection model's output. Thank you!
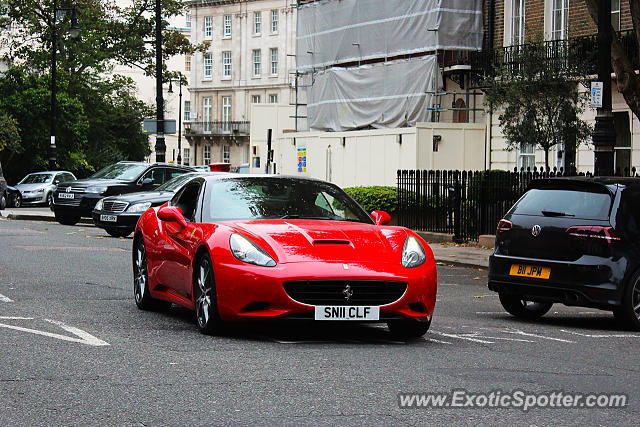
[482, 42, 593, 170]
[583, 0, 640, 123]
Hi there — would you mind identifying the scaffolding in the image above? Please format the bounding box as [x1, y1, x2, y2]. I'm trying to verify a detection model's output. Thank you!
[291, 0, 485, 132]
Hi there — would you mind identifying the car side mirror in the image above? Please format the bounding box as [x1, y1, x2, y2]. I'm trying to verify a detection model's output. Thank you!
[157, 206, 188, 228]
[54, 179, 60, 185]
[371, 210, 391, 226]
[140, 178, 155, 186]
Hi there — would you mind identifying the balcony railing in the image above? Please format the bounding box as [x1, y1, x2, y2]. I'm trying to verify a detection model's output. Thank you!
[185, 121, 250, 136]
[469, 30, 639, 77]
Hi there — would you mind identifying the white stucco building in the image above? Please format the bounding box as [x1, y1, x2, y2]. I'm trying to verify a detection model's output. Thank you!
[184, 0, 296, 166]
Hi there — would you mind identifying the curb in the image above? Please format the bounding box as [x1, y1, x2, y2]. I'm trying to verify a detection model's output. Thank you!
[435, 257, 488, 270]
[1, 212, 94, 225]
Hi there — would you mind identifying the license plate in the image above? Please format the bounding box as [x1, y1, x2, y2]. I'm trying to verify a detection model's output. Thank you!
[509, 264, 551, 279]
[314, 306, 380, 321]
[58, 193, 74, 199]
[100, 215, 117, 222]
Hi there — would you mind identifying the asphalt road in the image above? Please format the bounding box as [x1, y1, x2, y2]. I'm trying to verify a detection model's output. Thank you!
[0, 218, 638, 426]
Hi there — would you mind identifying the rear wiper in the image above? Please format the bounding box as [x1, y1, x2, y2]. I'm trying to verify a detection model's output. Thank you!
[541, 210, 575, 217]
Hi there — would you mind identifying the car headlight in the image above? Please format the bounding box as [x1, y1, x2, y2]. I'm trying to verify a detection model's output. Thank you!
[402, 236, 426, 268]
[86, 186, 108, 194]
[34, 188, 45, 194]
[229, 234, 276, 267]
[126, 202, 152, 213]
[94, 199, 104, 211]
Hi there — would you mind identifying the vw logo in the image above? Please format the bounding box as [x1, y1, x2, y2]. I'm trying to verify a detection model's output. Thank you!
[66, 187, 71, 193]
[531, 225, 541, 237]
[342, 284, 353, 301]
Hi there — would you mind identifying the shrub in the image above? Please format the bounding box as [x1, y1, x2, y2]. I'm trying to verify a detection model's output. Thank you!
[343, 186, 398, 214]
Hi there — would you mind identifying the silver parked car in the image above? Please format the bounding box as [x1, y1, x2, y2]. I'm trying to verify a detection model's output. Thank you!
[15, 171, 76, 209]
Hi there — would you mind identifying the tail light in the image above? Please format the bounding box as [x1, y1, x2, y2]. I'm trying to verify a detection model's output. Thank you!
[566, 226, 621, 244]
[496, 219, 512, 234]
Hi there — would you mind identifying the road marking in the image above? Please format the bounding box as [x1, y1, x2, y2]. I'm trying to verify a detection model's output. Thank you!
[0, 316, 33, 320]
[476, 311, 508, 314]
[560, 329, 640, 338]
[431, 330, 494, 344]
[429, 338, 453, 344]
[500, 328, 575, 343]
[14, 245, 126, 252]
[0, 293, 12, 303]
[0, 318, 109, 346]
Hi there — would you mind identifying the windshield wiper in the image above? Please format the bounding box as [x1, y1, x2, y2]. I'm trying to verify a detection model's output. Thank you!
[541, 210, 574, 217]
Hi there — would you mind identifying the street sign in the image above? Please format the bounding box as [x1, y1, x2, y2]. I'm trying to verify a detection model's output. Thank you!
[591, 82, 603, 108]
[142, 119, 176, 134]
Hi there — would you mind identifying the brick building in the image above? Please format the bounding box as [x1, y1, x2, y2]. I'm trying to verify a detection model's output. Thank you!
[485, 0, 639, 174]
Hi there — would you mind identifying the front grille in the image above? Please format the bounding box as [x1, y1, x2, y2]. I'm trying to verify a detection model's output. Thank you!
[58, 186, 85, 193]
[54, 197, 81, 206]
[102, 200, 128, 213]
[283, 280, 408, 306]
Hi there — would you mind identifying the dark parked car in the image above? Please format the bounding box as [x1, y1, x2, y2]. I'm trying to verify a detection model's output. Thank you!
[0, 162, 7, 210]
[52, 161, 193, 225]
[92, 172, 204, 237]
[488, 177, 640, 330]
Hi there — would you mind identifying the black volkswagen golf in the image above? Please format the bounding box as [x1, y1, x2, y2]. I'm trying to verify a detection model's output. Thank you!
[52, 161, 193, 226]
[489, 177, 640, 330]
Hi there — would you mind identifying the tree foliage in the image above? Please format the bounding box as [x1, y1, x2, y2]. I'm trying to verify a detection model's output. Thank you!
[0, 0, 204, 183]
[482, 42, 593, 169]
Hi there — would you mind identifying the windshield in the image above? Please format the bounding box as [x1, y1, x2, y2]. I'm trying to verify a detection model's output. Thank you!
[156, 173, 198, 192]
[90, 163, 148, 180]
[511, 188, 612, 220]
[205, 178, 373, 223]
[20, 173, 53, 184]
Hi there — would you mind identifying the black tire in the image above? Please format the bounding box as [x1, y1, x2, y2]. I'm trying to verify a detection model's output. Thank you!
[105, 227, 133, 238]
[133, 237, 171, 311]
[47, 192, 54, 210]
[387, 318, 432, 339]
[54, 212, 80, 226]
[0, 192, 6, 210]
[613, 270, 640, 331]
[499, 293, 553, 320]
[194, 253, 223, 335]
[13, 193, 22, 208]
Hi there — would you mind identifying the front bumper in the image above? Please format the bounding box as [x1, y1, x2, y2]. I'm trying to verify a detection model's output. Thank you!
[92, 210, 140, 231]
[52, 192, 102, 217]
[206, 258, 437, 323]
[488, 253, 626, 309]
[21, 193, 47, 204]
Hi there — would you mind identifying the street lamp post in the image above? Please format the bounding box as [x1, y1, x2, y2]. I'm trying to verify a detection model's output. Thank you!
[154, 0, 166, 163]
[50, 2, 79, 171]
[592, 0, 615, 176]
[168, 78, 185, 165]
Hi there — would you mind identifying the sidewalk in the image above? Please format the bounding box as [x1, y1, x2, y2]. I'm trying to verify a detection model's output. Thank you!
[428, 243, 492, 269]
[0, 207, 94, 224]
[0, 208, 491, 268]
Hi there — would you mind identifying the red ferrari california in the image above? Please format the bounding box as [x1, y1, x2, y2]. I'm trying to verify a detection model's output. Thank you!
[133, 175, 437, 337]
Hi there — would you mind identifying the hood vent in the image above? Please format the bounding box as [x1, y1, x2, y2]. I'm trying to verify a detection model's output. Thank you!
[313, 240, 351, 245]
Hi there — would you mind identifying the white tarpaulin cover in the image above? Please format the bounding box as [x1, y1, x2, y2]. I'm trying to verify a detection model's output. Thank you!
[307, 56, 439, 132]
[296, 0, 483, 72]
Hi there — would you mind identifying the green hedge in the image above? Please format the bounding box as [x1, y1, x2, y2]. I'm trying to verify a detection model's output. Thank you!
[343, 186, 398, 214]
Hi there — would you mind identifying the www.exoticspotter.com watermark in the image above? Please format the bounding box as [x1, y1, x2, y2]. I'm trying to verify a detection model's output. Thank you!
[398, 390, 628, 411]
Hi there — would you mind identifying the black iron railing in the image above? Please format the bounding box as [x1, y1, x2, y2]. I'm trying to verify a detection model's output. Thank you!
[185, 121, 250, 135]
[469, 31, 639, 77]
[396, 168, 636, 242]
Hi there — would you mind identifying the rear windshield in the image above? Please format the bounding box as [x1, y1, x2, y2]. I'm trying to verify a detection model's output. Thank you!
[511, 188, 612, 220]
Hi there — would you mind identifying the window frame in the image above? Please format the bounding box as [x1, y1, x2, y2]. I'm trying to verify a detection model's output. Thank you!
[203, 145, 211, 165]
[204, 16, 213, 39]
[203, 52, 212, 79]
[269, 94, 278, 104]
[222, 51, 232, 78]
[270, 48, 278, 76]
[271, 9, 278, 33]
[223, 145, 230, 164]
[223, 14, 232, 37]
[511, 0, 525, 45]
[184, 100, 191, 122]
[252, 49, 261, 77]
[551, 0, 569, 40]
[253, 11, 261, 35]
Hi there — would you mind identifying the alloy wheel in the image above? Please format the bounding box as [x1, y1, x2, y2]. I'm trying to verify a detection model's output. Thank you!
[134, 242, 147, 304]
[633, 277, 640, 321]
[195, 258, 213, 328]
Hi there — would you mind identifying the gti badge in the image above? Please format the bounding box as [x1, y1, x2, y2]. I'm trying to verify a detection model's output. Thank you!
[531, 224, 541, 237]
[342, 284, 353, 301]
